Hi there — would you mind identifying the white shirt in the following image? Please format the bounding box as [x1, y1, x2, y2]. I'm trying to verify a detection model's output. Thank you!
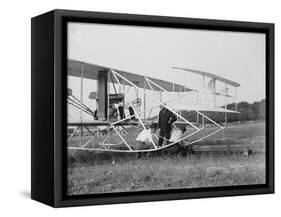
[170, 129, 184, 142]
[136, 129, 153, 143]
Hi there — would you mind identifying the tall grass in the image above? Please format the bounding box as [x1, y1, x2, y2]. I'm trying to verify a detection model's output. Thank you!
[68, 153, 265, 195]
[67, 122, 266, 195]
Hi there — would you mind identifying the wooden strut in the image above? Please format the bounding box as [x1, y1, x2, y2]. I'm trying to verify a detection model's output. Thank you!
[67, 68, 227, 153]
[124, 73, 200, 130]
[188, 127, 225, 145]
[80, 62, 84, 147]
[67, 126, 223, 153]
[129, 102, 158, 149]
[67, 126, 79, 143]
[68, 121, 225, 153]
[68, 70, 201, 151]
[67, 122, 223, 153]
[68, 126, 205, 153]
[111, 126, 132, 151]
[110, 89, 195, 126]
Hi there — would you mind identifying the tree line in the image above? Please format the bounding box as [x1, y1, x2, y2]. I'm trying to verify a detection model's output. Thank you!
[180, 99, 266, 124]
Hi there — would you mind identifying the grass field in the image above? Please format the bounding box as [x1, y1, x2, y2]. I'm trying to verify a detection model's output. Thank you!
[67, 121, 266, 195]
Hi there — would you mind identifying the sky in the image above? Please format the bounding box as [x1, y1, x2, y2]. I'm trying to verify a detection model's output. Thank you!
[67, 22, 266, 119]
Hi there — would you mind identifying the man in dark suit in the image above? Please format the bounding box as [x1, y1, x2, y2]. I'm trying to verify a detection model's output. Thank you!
[158, 104, 177, 147]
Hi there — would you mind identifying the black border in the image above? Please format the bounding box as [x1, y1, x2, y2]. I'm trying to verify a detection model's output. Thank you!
[31, 11, 55, 206]
[52, 9, 274, 207]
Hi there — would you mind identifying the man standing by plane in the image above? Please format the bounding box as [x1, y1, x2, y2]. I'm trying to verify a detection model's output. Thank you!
[158, 104, 177, 147]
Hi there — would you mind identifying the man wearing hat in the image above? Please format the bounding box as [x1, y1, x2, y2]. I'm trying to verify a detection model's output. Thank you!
[158, 104, 177, 147]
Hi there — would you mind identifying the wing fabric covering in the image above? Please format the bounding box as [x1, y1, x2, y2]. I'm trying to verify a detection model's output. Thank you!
[68, 59, 193, 92]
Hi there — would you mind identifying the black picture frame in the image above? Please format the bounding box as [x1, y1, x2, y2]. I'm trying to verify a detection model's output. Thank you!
[31, 9, 274, 207]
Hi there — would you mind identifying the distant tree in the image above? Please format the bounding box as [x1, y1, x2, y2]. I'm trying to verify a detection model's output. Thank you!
[247, 107, 255, 120]
[252, 101, 260, 120]
[258, 99, 266, 120]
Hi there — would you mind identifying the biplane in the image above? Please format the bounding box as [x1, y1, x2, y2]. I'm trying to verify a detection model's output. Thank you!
[67, 59, 240, 153]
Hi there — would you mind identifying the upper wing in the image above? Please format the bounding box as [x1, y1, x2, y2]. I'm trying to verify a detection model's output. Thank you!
[68, 59, 193, 92]
[172, 67, 240, 87]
